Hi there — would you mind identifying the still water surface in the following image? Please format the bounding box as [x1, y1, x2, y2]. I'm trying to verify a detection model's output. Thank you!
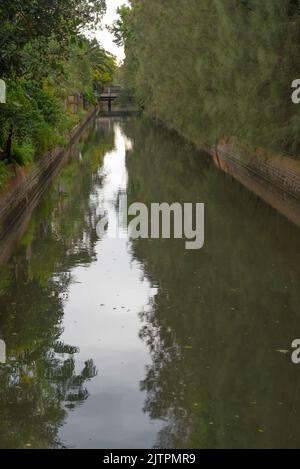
[1, 117, 300, 448]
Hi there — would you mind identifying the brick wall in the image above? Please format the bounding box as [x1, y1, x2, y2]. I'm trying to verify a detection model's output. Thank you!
[210, 140, 300, 225]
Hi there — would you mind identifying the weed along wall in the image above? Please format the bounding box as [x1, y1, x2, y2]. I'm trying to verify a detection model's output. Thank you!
[210, 140, 300, 226]
[0, 107, 97, 245]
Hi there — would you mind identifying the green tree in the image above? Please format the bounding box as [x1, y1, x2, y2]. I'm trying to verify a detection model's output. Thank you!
[0, 0, 106, 79]
[0, 2, 117, 170]
[117, 0, 300, 155]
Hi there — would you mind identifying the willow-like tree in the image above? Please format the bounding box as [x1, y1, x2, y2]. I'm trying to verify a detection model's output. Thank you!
[115, 0, 300, 155]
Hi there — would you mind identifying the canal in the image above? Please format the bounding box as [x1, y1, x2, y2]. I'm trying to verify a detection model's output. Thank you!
[0, 117, 300, 449]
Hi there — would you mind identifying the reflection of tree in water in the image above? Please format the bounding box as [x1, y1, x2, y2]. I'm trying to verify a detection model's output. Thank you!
[0, 120, 115, 448]
[124, 119, 300, 449]
[0, 262, 97, 448]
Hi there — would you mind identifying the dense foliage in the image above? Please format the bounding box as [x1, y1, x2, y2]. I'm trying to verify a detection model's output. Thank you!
[0, 0, 106, 77]
[0, 0, 116, 176]
[115, 0, 300, 155]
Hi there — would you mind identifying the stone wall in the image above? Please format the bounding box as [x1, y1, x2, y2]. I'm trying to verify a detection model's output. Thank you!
[0, 107, 97, 243]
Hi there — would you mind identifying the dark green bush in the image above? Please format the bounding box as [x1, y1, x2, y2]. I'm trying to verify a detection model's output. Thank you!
[11, 139, 35, 166]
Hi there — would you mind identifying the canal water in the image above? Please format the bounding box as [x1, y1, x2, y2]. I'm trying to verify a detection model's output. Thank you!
[1, 117, 300, 449]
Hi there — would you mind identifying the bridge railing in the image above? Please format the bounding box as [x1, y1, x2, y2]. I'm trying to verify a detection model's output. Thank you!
[101, 86, 122, 96]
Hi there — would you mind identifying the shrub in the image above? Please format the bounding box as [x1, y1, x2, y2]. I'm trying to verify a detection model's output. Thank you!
[11, 139, 35, 166]
[25, 82, 63, 127]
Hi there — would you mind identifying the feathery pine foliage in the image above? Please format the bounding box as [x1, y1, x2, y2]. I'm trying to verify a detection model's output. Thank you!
[115, 0, 300, 155]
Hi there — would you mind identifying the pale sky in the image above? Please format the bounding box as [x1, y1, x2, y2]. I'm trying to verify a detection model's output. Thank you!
[95, 0, 129, 63]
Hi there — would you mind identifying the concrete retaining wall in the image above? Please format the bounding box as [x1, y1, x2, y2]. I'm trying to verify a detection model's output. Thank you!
[211, 140, 300, 226]
[0, 107, 97, 243]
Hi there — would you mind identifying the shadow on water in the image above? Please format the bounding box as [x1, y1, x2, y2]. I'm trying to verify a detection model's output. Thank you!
[123, 118, 300, 449]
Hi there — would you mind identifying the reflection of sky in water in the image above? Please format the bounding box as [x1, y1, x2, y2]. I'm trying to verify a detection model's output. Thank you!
[59, 123, 161, 449]
[3, 117, 300, 449]
[95, 124, 132, 239]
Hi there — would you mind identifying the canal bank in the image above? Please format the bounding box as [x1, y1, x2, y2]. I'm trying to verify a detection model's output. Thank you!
[139, 113, 300, 228]
[0, 107, 98, 257]
[2, 100, 299, 256]
[209, 139, 300, 227]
